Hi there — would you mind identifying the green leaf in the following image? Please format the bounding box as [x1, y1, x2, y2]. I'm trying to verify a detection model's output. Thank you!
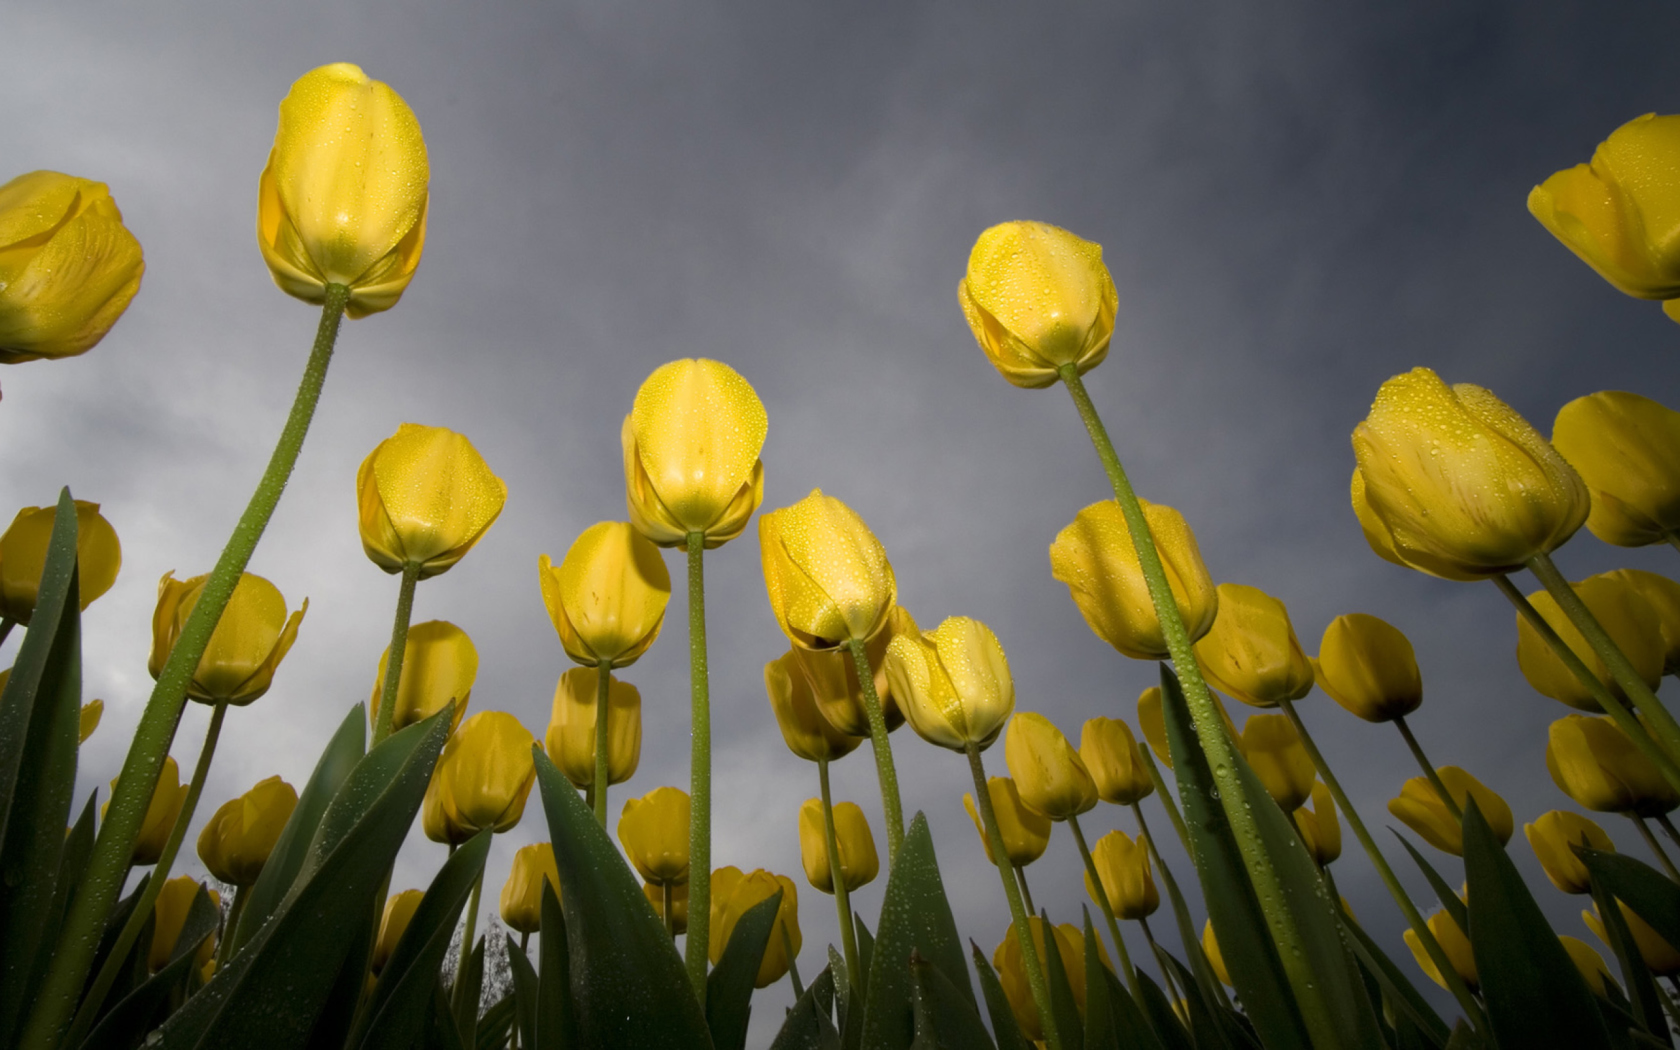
[537, 882, 572, 1050]
[1337, 907, 1449, 1047]
[426, 975, 469, 1050]
[1082, 912, 1118, 1050]
[969, 944, 1030, 1050]
[1586, 864, 1671, 1045]
[1036, 909, 1082, 1050]
[79, 884, 219, 1050]
[827, 945, 860, 1050]
[1462, 797, 1612, 1050]
[1133, 970, 1193, 1050]
[1096, 963, 1165, 1050]
[769, 965, 841, 1050]
[476, 993, 516, 1050]
[1394, 832, 1467, 931]
[508, 935, 539, 1050]
[15, 792, 97, 1046]
[1156, 946, 1249, 1050]
[455, 936, 486, 1045]
[908, 950, 996, 1050]
[855, 914, 874, 991]
[706, 889, 781, 1050]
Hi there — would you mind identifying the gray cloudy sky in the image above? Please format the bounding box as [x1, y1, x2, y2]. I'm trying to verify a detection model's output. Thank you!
[8, 0, 1680, 1040]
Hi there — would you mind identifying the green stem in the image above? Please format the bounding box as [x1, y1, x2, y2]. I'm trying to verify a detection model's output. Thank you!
[664, 883, 675, 939]
[1013, 864, 1037, 916]
[818, 758, 863, 997]
[216, 886, 246, 969]
[1633, 816, 1680, 884]
[1138, 916, 1182, 1009]
[22, 285, 349, 1050]
[683, 532, 711, 1006]
[593, 660, 611, 827]
[0, 617, 14, 648]
[1276, 696, 1486, 1028]
[1132, 798, 1233, 1011]
[1393, 716, 1461, 821]
[967, 743, 1061, 1050]
[521, 930, 530, 956]
[781, 923, 805, 999]
[453, 869, 485, 1020]
[1067, 813, 1140, 1000]
[1667, 533, 1680, 559]
[1659, 814, 1680, 854]
[1137, 748, 1193, 858]
[373, 560, 421, 745]
[846, 637, 904, 862]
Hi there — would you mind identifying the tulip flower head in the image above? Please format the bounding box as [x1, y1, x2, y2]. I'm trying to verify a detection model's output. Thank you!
[539, 522, 671, 669]
[993, 918, 1108, 1039]
[1553, 391, 1680, 547]
[545, 667, 641, 790]
[422, 711, 537, 845]
[1313, 613, 1422, 723]
[789, 606, 915, 737]
[369, 619, 477, 734]
[0, 171, 144, 363]
[708, 867, 800, 988]
[106, 756, 189, 866]
[1294, 781, 1342, 866]
[1547, 713, 1680, 817]
[884, 616, 1015, 751]
[1202, 921, 1233, 987]
[1192, 584, 1314, 708]
[257, 64, 429, 318]
[1079, 716, 1153, 805]
[148, 571, 306, 707]
[1517, 575, 1664, 712]
[1606, 567, 1680, 674]
[79, 698, 102, 744]
[760, 490, 898, 651]
[1561, 935, 1617, 999]
[959, 221, 1117, 389]
[0, 500, 121, 623]
[148, 877, 218, 974]
[963, 776, 1052, 867]
[374, 889, 425, 974]
[357, 424, 506, 579]
[618, 786, 691, 886]
[196, 775, 298, 886]
[1239, 714, 1316, 813]
[1004, 712, 1098, 820]
[1388, 766, 1513, 855]
[1404, 901, 1477, 992]
[764, 651, 863, 763]
[1526, 809, 1615, 894]
[1085, 829, 1159, 920]
[500, 842, 561, 934]
[797, 798, 879, 894]
[1586, 900, 1680, 975]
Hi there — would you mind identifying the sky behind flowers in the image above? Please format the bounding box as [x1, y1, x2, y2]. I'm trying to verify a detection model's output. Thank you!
[7, 1, 1680, 1038]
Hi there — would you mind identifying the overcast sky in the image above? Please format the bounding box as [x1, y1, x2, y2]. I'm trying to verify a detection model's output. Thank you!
[8, 0, 1680, 1041]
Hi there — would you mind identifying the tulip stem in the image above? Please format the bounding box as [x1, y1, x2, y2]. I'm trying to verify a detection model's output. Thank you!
[782, 924, 805, 999]
[967, 743, 1062, 1050]
[373, 560, 421, 746]
[1659, 814, 1680, 852]
[593, 660, 611, 827]
[22, 285, 350, 1050]
[217, 887, 247, 969]
[683, 532, 712, 1006]
[453, 869, 485, 1022]
[1013, 864, 1037, 916]
[818, 758, 863, 996]
[1393, 716, 1461, 821]
[67, 700, 229, 1048]
[1667, 533, 1680, 559]
[1067, 812, 1141, 1000]
[663, 884, 676, 938]
[0, 618, 13, 648]
[1136, 749, 1194, 858]
[846, 637, 904, 863]
[1131, 797, 1233, 1011]
[1632, 816, 1680, 883]
[1137, 916, 1182, 1009]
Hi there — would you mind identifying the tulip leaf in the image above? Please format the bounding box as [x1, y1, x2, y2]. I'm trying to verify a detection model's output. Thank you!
[1578, 847, 1680, 956]
[454, 936, 485, 1045]
[1586, 864, 1670, 1045]
[425, 975, 469, 1050]
[304, 900, 376, 1050]
[706, 889, 781, 1050]
[908, 949, 996, 1050]
[855, 913, 874, 990]
[1097, 962, 1165, 1050]
[1393, 831, 1468, 932]
[969, 943, 1031, 1050]
[827, 945, 861, 1050]
[476, 993, 517, 1049]
[78, 884, 219, 1050]
[1462, 798, 1612, 1050]
[1156, 945, 1254, 1050]
[769, 964, 842, 1050]
[14, 791, 97, 1047]
[1082, 912, 1119, 1050]
[1035, 908, 1083, 1050]
[537, 881, 573, 1050]
[508, 935, 539, 1050]
[1337, 907, 1450, 1047]
[1134, 970, 1194, 1050]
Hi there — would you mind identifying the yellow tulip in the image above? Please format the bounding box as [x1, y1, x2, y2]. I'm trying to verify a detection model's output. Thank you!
[1085, 829, 1158, 920]
[1238, 714, 1316, 813]
[1526, 809, 1615, 895]
[257, 64, 428, 317]
[79, 698, 102, 744]
[1404, 904, 1477, 992]
[764, 651, 862, 763]
[618, 786, 690, 886]
[963, 776, 1052, 867]
[357, 424, 506, 579]
[369, 619, 477, 734]
[1004, 712, 1098, 820]
[1560, 935, 1616, 999]
[1553, 391, 1680, 547]
[1605, 568, 1680, 674]
[1388, 766, 1513, 855]
[759, 490, 897, 653]
[959, 221, 1117, 389]
[646, 879, 688, 934]
[422, 711, 537, 845]
[1136, 684, 1239, 769]
[1202, 921, 1233, 987]
[104, 756, 187, 866]
[544, 668, 641, 790]
[1192, 584, 1314, 708]
[148, 571, 305, 707]
[1079, 717, 1153, 806]
[1049, 499, 1217, 659]
[1586, 900, 1680, 975]
[373, 889, 424, 974]
[789, 606, 915, 737]
[1350, 367, 1588, 580]
[0, 500, 121, 623]
[196, 775, 297, 886]
[708, 867, 800, 988]
[798, 798, 879, 894]
[500, 842, 561, 935]
[884, 616, 1014, 751]
[1312, 613, 1422, 723]
[1547, 713, 1680, 817]
[0, 171, 144, 363]
[1294, 782, 1342, 866]
[1517, 574, 1663, 711]
[148, 877, 218, 973]
[993, 919, 1107, 1039]
[622, 359, 767, 548]
[1528, 113, 1680, 308]
[539, 522, 670, 668]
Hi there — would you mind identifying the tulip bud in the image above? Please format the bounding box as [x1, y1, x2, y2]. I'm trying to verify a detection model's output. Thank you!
[1294, 782, 1341, 866]
[1516, 574, 1664, 712]
[422, 711, 537, 845]
[884, 616, 1014, 751]
[1202, 921, 1233, 986]
[104, 756, 188, 866]
[1388, 766, 1513, 855]
[1192, 584, 1314, 708]
[1239, 714, 1317, 813]
[993, 918, 1106, 1040]
[1085, 829, 1159, 920]
[646, 880, 688, 934]
[0, 171, 144, 363]
[1312, 613, 1422, 723]
[1351, 368, 1588, 580]
[764, 652, 863, 763]
[963, 776, 1052, 867]
[789, 606, 914, 737]
[618, 786, 690, 886]
[1552, 391, 1680, 547]
[623, 359, 767, 548]
[1586, 900, 1680, 974]
[1403, 904, 1477, 992]
[79, 698, 102, 744]
[1049, 499, 1217, 659]
[196, 775, 298, 886]
[1560, 935, 1616, 999]
[1005, 712, 1098, 820]
[959, 221, 1117, 389]
[369, 620, 477, 734]
[760, 490, 898, 651]
[1547, 713, 1680, 817]
[544, 668, 641, 790]
[257, 64, 429, 317]
[1136, 684, 1239, 769]
[0, 500, 121, 623]
[500, 842, 560, 935]
[798, 798, 879, 894]
[1079, 717, 1153, 805]
[374, 889, 425, 974]
[148, 877, 218, 974]
[1604, 568, 1680, 674]
[357, 424, 506, 579]
[708, 867, 800, 988]
[149, 571, 306, 707]
[1525, 809, 1615, 894]
[539, 522, 671, 669]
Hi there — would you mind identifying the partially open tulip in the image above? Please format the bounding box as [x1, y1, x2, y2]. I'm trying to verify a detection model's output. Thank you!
[1294, 782, 1342, 866]
[357, 424, 506, 579]
[105, 756, 187, 866]
[79, 699, 102, 744]
[884, 616, 1014, 751]
[1005, 712, 1098, 820]
[422, 711, 536, 845]
[993, 919, 1107, 1039]
[760, 490, 897, 652]
[0, 171, 144, 363]
[149, 571, 306, 707]
[709, 867, 800, 988]
[1586, 900, 1680, 975]
[1560, 935, 1617, 998]
[1404, 903, 1477, 992]
[196, 775, 297, 886]
[1389, 766, 1513, 855]
[964, 776, 1052, 867]
[1079, 717, 1153, 805]
[1239, 714, 1316, 813]
[1085, 829, 1158, 920]
[539, 522, 670, 669]
[373, 889, 425, 973]
[959, 221, 1117, 388]
[798, 798, 879, 894]
[1526, 809, 1615, 894]
[1552, 392, 1680, 547]
[1050, 499, 1217, 660]
[1351, 368, 1588, 580]
[1605, 569, 1680, 674]
[545, 668, 641, 790]
[1517, 574, 1663, 711]
[257, 64, 428, 317]
[148, 877, 217, 973]
[0, 500, 121, 623]
[1547, 713, 1680, 817]
[623, 359, 767, 548]
[1313, 613, 1422, 723]
[765, 652, 862, 763]
[1202, 921, 1233, 987]
[646, 880, 688, 934]
[369, 620, 477, 734]
[500, 842, 560, 935]
[1193, 584, 1314, 708]
[619, 787, 690, 886]
[790, 606, 915, 737]
[1137, 684, 1240, 769]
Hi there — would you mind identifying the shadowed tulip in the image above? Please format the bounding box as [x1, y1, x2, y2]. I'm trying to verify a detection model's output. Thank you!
[993, 918, 1109, 1039]
[1547, 714, 1680, 817]
[373, 890, 425, 974]
[764, 651, 863, 763]
[1240, 713, 1316, 813]
[1389, 766, 1513, 855]
[1404, 902, 1476, 992]
[149, 571, 305, 707]
[708, 867, 800, 988]
[618, 786, 691, 886]
[545, 668, 641, 790]
[105, 756, 187, 866]
[964, 776, 1052, 867]
[148, 877, 217, 973]
[500, 842, 560, 935]
[1085, 829, 1158, 920]
[884, 616, 1014, 751]
[421, 712, 536, 845]
[1137, 684, 1239, 768]
[1193, 584, 1314, 708]
[790, 606, 915, 737]
[1294, 782, 1342, 866]
[1526, 809, 1615, 894]
[369, 619, 477, 734]
[196, 775, 297, 886]
[798, 798, 878, 894]
[1604, 568, 1680, 674]
[1553, 391, 1680, 547]
[1517, 574, 1663, 711]
[0, 500, 121, 622]
[1313, 613, 1422, 723]
[79, 698, 101, 743]
[760, 490, 897, 651]
[539, 522, 670, 668]
[1005, 712, 1098, 820]
[1585, 900, 1680, 975]
[357, 423, 506, 579]
[1079, 717, 1153, 805]
[1561, 935, 1617, 998]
